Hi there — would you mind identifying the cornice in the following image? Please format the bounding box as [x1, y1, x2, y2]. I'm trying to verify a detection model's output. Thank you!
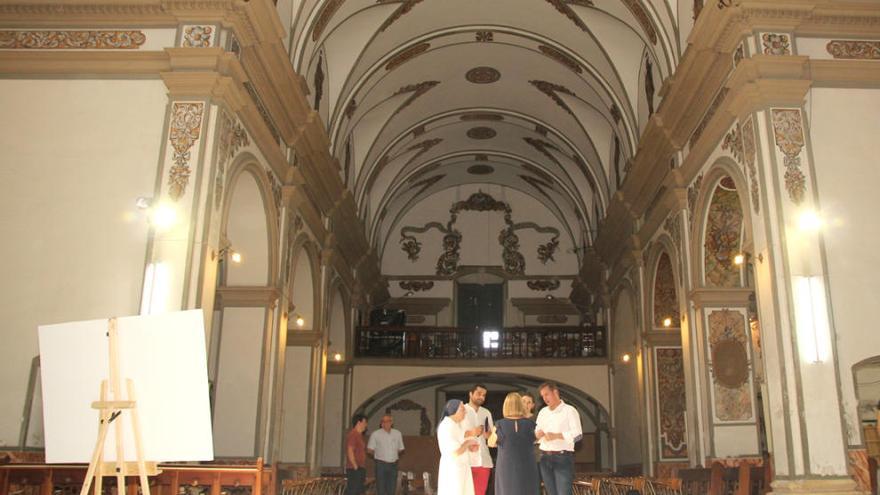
[286, 330, 322, 347]
[216, 286, 281, 307]
[689, 287, 753, 309]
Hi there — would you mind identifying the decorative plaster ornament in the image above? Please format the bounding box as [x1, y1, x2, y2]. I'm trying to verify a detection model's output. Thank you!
[167, 102, 205, 201]
[466, 127, 496, 140]
[826, 40, 880, 59]
[0, 30, 146, 49]
[465, 66, 501, 84]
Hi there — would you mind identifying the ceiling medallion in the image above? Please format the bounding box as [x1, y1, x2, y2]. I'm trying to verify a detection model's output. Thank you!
[467, 126, 496, 139]
[467, 164, 494, 175]
[465, 66, 501, 84]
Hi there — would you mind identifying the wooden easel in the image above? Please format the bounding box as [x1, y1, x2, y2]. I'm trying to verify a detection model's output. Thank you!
[79, 318, 160, 495]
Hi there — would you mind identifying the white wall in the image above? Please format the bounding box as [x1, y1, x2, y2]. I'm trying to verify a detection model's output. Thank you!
[212, 307, 266, 456]
[321, 373, 345, 467]
[280, 346, 313, 462]
[0, 79, 168, 446]
[808, 87, 880, 445]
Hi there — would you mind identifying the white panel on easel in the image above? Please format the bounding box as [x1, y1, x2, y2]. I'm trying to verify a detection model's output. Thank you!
[38, 310, 214, 463]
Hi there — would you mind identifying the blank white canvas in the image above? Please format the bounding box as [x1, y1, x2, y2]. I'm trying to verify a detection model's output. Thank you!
[38, 310, 214, 463]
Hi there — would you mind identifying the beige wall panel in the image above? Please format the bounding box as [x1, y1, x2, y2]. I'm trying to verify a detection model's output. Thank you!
[280, 346, 312, 462]
[212, 306, 265, 456]
[321, 373, 345, 468]
[612, 287, 643, 466]
[809, 87, 880, 446]
[0, 78, 167, 446]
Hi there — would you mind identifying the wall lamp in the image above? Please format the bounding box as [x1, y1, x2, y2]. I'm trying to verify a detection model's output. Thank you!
[295, 314, 305, 328]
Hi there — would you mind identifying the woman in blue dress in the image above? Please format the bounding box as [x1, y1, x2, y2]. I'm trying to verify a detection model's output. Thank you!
[489, 392, 539, 495]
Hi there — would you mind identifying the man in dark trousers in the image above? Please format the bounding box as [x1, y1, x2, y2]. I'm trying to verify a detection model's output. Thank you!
[345, 414, 368, 495]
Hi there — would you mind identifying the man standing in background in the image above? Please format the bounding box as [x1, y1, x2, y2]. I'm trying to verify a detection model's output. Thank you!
[368, 414, 406, 495]
[464, 383, 494, 495]
[535, 382, 582, 495]
[345, 414, 368, 495]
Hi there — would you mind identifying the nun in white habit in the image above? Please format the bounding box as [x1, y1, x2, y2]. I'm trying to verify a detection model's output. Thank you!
[437, 399, 477, 495]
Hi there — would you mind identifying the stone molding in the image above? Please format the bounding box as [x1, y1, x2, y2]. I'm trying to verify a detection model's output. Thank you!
[216, 286, 281, 308]
[688, 288, 753, 309]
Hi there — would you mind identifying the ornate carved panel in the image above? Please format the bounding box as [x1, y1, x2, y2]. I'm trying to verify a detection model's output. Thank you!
[771, 109, 807, 204]
[761, 33, 792, 55]
[527, 279, 561, 291]
[465, 66, 501, 84]
[741, 116, 760, 213]
[655, 347, 688, 459]
[398, 280, 434, 292]
[385, 42, 430, 71]
[167, 102, 205, 201]
[215, 111, 250, 209]
[707, 310, 753, 422]
[703, 178, 743, 288]
[181, 25, 214, 48]
[653, 252, 680, 328]
[0, 30, 145, 49]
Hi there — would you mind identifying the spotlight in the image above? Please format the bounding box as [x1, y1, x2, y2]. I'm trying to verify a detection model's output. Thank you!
[662, 317, 672, 328]
[333, 352, 342, 362]
[230, 251, 242, 264]
[798, 211, 823, 232]
[149, 203, 177, 230]
[621, 353, 631, 363]
[295, 315, 305, 328]
[734, 253, 745, 266]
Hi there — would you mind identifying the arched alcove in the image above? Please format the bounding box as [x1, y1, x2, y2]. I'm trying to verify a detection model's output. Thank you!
[224, 169, 271, 286]
[701, 175, 744, 289]
[652, 250, 680, 329]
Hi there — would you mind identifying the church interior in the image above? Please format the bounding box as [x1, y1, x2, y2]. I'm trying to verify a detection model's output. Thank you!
[2, 0, 880, 493]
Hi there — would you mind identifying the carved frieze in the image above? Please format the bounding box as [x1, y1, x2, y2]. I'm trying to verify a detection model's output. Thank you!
[826, 40, 880, 59]
[0, 30, 146, 49]
[399, 280, 435, 292]
[167, 102, 205, 201]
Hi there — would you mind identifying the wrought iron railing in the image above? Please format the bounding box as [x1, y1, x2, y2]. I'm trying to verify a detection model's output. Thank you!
[355, 326, 606, 360]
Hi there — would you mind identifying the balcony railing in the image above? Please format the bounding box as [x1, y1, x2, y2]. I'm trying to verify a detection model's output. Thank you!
[354, 326, 606, 360]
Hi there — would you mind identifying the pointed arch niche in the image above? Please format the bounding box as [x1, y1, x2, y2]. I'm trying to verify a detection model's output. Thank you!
[652, 251, 680, 330]
[702, 175, 744, 288]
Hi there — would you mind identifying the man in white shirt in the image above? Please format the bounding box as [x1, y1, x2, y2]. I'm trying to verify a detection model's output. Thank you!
[367, 414, 406, 495]
[463, 383, 494, 495]
[535, 381, 582, 495]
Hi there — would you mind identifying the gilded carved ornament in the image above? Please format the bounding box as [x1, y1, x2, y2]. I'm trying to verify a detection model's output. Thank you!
[0, 30, 146, 49]
[168, 102, 205, 201]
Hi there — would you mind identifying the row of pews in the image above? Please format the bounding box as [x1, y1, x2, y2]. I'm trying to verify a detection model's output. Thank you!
[570, 462, 771, 495]
[0, 458, 274, 495]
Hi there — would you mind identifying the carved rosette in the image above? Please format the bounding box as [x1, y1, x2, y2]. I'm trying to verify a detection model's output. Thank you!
[0, 30, 146, 49]
[181, 25, 214, 48]
[826, 40, 880, 60]
[771, 109, 807, 204]
[168, 102, 205, 201]
[215, 111, 249, 209]
[741, 117, 760, 213]
[761, 33, 791, 55]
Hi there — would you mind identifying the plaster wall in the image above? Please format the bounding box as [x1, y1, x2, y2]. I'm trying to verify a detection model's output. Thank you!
[212, 306, 265, 456]
[808, 87, 880, 446]
[321, 374, 345, 468]
[0, 78, 168, 447]
[280, 346, 313, 462]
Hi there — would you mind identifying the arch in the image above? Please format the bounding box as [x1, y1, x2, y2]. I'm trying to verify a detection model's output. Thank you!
[851, 356, 880, 445]
[288, 234, 322, 331]
[645, 238, 681, 329]
[221, 154, 281, 286]
[325, 278, 351, 357]
[690, 160, 753, 289]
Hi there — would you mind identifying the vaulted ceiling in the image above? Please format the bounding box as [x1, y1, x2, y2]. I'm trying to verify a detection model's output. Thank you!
[288, 0, 691, 263]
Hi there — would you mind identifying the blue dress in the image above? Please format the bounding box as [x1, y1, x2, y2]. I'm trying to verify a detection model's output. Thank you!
[494, 418, 539, 495]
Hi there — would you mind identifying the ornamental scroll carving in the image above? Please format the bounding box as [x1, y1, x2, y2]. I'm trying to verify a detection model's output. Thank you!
[386, 42, 430, 71]
[826, 40, 880, 60]
[168, 102, 205, 201]
[182, 25, 213, 48]
[214, 111, 249, 209]
[0, 30, 145, 49]
[527, 279, 561, 291]
[399, 280, 434, 292]
[771, 109, 807, 204]
[761, 33, 791, 56]
[741, 117, 760, 213]
[399, 191, 559, 276]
